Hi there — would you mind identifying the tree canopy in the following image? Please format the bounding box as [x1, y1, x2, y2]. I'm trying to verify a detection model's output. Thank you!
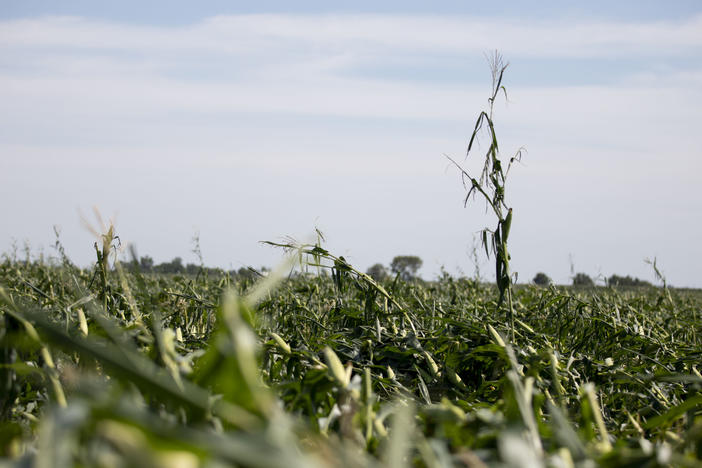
[572, 272, 594, 287]
[390, 255, 423, 281]
[366, 263, 389, 281]
[533, 272, 551, 286]
[608, 274, 651, 287]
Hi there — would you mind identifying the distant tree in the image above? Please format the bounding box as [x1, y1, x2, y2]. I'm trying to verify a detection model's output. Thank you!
[171, 257, 184, 274]
[366, 263, 389, 281]
[237, 266, 259, 282]
[185, 263, 200, 275]
[154, 257, 184, 274]
[608, 274, 651, 287]
[390, 255, 423, 281]
[139, 255, 154, 272]
[572, 272, 594, 287]
[533, 272, 552, 286]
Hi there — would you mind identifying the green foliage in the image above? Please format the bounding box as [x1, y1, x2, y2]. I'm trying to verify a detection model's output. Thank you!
[366, 263, 389, 282]
[139, 255, 154, 272]
[573, 273, 595, 287]
[128, 254, 264, 284]
[152, 256, 184, 274]
[1, 241, 702, 467]
[608, 274, 652, 288]
[532, 272, 551, 286]
[389, 256, 423, 281]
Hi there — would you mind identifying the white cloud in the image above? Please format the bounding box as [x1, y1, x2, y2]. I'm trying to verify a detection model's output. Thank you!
[2, 14, 701, 127]
[1, 13, 701, 286]
[2, 14, 701, 59]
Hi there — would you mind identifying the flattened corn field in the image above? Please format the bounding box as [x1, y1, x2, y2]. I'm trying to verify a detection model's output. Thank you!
[1, 239, 701, 468]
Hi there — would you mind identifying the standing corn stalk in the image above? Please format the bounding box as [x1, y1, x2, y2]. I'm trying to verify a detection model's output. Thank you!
[448, 52, 523, 341]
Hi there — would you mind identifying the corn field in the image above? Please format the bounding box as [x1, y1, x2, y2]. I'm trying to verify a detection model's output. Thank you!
[0, 235, 701, 467]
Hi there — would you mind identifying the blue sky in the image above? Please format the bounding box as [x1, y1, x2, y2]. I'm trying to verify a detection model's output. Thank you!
[1, 1, 701, 286]
[3, 1, 701, 22]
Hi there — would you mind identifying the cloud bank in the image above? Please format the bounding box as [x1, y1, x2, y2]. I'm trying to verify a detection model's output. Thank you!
[1, 13, 701, 286]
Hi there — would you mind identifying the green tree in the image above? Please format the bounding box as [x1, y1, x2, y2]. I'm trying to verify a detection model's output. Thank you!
[573, 273, 594, 287]
[154, 257, 184, 274]
[139, 255, 154, 272]
[237, 266, 259, 282]
[390, 256, 423, 281]
[533, 272, 551, 286]
[366, 263, 389, 281]
[608, 274, 651, 287]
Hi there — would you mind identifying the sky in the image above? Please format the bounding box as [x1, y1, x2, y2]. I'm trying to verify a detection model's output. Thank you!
[1, 1, 701, 287]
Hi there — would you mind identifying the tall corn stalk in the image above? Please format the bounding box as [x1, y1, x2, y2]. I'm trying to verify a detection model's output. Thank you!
[448, 52, 523, 341]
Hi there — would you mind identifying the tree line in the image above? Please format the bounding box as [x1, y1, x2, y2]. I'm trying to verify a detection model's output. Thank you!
[533, 272, 653, 287]
[366, 255, 423, 282]
[129, 255, 265, 281]
[130, 253, 652, 288]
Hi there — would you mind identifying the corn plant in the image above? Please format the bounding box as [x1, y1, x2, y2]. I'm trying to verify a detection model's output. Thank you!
[448, 52, 523, 341]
